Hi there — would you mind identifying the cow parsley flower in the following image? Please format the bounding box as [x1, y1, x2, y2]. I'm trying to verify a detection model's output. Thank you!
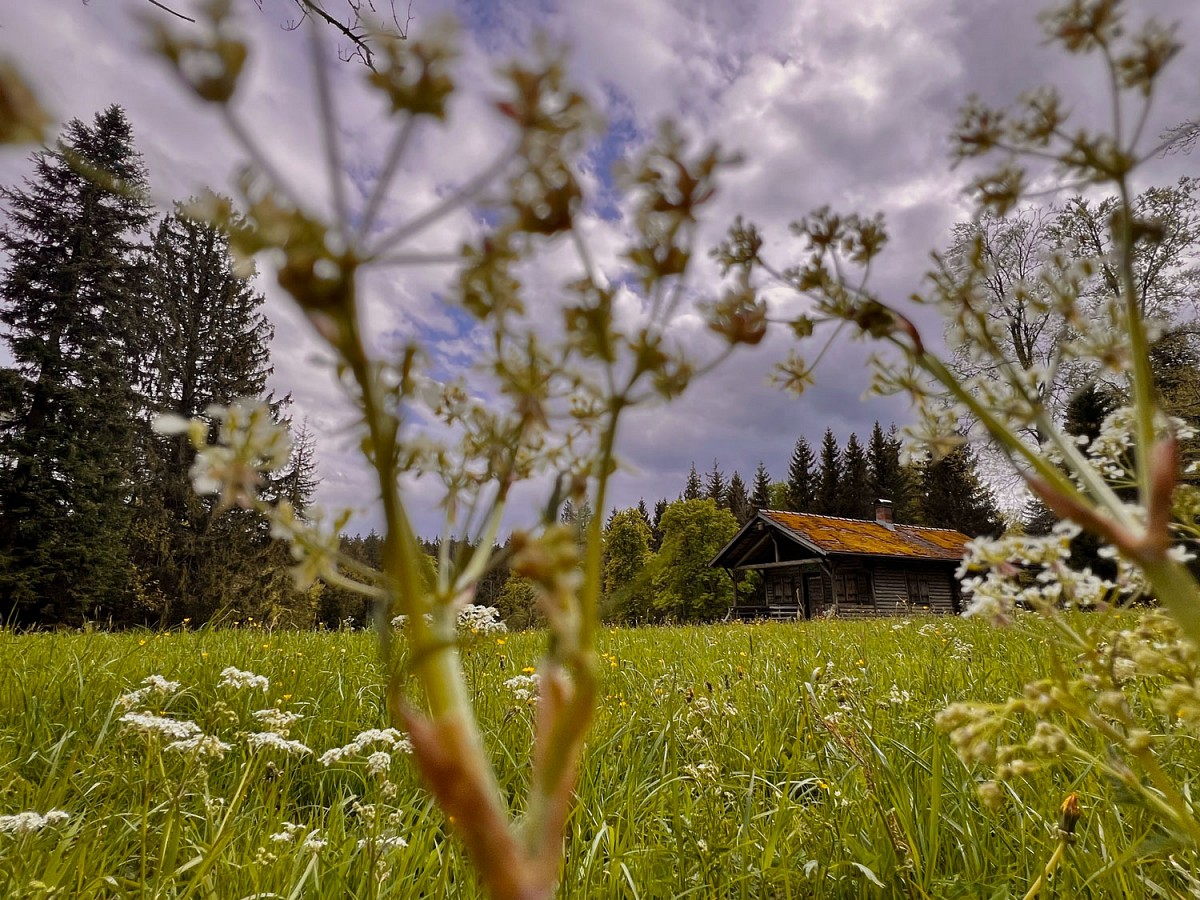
[253, 708, 303, 736]
[319, 728, 412, 766]
[357, 834, 408, 853]
[247, 732, 311, 756]
[120, 712, 202, 741]
[165, 734, 232, 760]
[366, 751, 392, 777]
[270, 822, 306, 843]
[217, 667, 269, 692]
[457, 604, 507, 635]
[0, 810, 70, 834]
[118, 673, 182, 710]
[503, 673, 540, 701]
[302, 831, 328, 854]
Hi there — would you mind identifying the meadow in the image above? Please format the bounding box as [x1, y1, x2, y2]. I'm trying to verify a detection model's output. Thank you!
[1, 616, 1195, 899]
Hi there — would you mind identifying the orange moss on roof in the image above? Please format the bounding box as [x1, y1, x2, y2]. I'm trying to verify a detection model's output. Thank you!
[762, 511, 970, 561]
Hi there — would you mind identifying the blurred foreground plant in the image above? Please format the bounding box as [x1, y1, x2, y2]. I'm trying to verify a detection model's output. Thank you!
[716, 0, 1200, 858]
[138, 6, 755, 898]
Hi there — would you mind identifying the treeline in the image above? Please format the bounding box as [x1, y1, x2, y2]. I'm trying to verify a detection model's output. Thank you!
[669, 421, 1002, 535]
[469, 423, 1004, 628]
[0, 107, 317, 628]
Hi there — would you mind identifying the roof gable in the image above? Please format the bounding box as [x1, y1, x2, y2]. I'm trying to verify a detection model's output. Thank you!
[760, 510, 970, 561]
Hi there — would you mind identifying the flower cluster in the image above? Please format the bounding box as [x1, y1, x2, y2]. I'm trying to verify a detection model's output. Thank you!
[166, 734, 232, 760]
[253, 708, 304, 736]
[119, 712, 203, 741]
[247, 731, 311, 756]
[154, 400, 292, 510]
[957, 522, 1114, 624]
[391, 604, 508, 636]
[319, 728, 413, 766]
[117, 674, 181, 710]
[456, 604, 507, 635]
[0, 810, 70, 835]
[503, 673, 540, 702]
[217, 666, 270, 692]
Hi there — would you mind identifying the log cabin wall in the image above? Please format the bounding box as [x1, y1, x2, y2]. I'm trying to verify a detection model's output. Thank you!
[760, 558, 960, 620]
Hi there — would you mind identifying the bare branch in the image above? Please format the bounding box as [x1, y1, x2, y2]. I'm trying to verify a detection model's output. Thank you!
[128, 0, 411, 67]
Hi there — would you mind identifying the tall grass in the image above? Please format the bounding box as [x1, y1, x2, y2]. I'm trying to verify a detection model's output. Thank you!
[1, 616, 1194, 897]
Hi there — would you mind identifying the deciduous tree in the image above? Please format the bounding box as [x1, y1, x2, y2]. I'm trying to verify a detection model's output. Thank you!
[648, 498, 739, 622]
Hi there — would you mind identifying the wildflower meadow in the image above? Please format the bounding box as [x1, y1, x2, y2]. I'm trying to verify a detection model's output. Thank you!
[3, 613, 1197, 898]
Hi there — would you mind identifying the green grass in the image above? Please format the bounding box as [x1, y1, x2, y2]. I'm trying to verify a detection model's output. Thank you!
[0, 616, 1196, 898]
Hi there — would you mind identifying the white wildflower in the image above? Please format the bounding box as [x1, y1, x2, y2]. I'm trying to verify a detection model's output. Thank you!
[270, 822, 306, 844]
[253, 708, 303, 736]
[120, 712, 202, 741]
[503, 673, 540, 702]
[366, 751, 392, 777]
[117, 674, 181, 710]
[457, 604, 507, 635]
[1169, 544, 1197, 564]
[357, 834, 408, 853]
[319, 728, 412, 766]
[0, 810, 70, 834]
[302, 831, 328, 854]
[217, 667, 269, 692]
[188, 400, 292, 507]
[247, 732, 311, 756]
[165, 734, 232, 760]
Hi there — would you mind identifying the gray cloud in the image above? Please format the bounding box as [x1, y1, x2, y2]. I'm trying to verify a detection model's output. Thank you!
[3, 0, 1198, 535]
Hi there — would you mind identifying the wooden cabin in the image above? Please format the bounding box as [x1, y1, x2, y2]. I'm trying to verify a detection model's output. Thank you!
[710, 502, 971, 620]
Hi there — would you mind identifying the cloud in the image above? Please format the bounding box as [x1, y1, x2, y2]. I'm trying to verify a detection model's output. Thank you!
[3, 0, 1199, 535]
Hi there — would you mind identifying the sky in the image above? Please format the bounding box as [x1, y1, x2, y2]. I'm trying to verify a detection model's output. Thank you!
[1, 0, 1198, 537]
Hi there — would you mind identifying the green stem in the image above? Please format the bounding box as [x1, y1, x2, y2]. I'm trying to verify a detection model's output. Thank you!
[177, 755, 259, 900]
[1140, 555, 1200, 661]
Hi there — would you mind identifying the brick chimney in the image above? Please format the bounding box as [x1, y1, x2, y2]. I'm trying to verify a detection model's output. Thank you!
[875, 499, 894, 530]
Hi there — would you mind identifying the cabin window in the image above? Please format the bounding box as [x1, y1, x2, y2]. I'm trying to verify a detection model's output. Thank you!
[839, 572, 870, 604]
[906, 573, 931, 607]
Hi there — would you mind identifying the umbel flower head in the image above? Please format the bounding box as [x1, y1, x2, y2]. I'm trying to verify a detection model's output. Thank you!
[154, 399, 292, 510]
[0, 810, 70, 835]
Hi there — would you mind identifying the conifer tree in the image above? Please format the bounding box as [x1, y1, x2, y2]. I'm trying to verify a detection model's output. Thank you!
[0, 106, 151, 624]
[915, 444, 1002, 537]
[635, 498, 652, 529]
[785, 436, 816, 512]
[751, 461, 772, 512]
[683, 462, 703, 500]
[840, 432, 871, 518]
[704, 459, 726, 504]
[650, 498, 668, 552]
[867, 422, 912, 521]
[814, 429, 842, 516]
[133, 208, 292, 625]
[725, 470, 752, 525]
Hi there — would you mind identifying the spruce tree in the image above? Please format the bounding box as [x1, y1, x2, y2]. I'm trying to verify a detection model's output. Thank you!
[683, 462, 703, 500]
[635, 498, 652, 529]
[785, 436, 816, 512]
[650, 498, 668, 552]
[751, 461, 772, 512]
[726, 471, 752, 525]
[867, 422, 911, 521]
[814, 429, 842, 516]
[133, 208, 289, 625]
[704, 459, 726, 504]
[0, 106, 151, 624]
[840, 432, 871, 519]
[915, 444, 1003, 537]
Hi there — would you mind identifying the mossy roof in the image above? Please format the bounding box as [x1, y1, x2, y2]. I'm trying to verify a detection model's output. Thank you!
[761, 510, 970, 561]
